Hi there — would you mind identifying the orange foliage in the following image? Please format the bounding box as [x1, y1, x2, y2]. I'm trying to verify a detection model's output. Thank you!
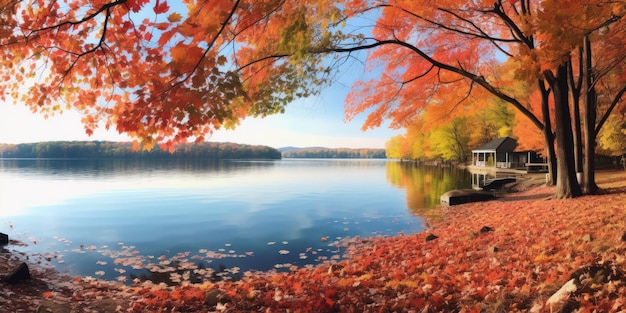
[0, 0, 338, 150]
[2, 0, 624, 157]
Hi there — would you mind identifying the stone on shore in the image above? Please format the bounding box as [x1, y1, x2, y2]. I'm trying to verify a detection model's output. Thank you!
[2, 262, 31, 284]
[440, 189, 495, 206]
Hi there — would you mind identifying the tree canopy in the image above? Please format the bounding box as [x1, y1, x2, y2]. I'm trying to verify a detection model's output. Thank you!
[1, 0, 625, 198]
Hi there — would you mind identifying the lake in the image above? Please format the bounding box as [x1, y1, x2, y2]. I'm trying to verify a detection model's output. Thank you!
[0, 158, 470, 283]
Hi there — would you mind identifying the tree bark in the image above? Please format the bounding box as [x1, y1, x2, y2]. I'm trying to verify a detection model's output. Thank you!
[567, 54, 584, 181]
[581, 36, 598, 194]
[544, 64, 582, 199]
[538, 80, 557, 185]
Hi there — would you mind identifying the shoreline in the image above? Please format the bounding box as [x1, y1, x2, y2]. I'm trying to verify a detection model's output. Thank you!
[1, 169, 625, 312]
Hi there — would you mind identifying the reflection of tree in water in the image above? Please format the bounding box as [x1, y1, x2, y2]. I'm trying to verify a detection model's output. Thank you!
[386, 162, 471, 214]
[128, 260, 243, 286]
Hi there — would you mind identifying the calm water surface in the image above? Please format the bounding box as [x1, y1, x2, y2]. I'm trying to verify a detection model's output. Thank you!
[0, 158, 470, 283]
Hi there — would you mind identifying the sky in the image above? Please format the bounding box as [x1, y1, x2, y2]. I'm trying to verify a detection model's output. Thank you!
[0, 2, 401, 150]
[0, 84, 401, 149]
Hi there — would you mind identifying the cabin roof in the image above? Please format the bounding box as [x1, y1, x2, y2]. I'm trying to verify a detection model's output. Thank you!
[472, 137, 518, 152]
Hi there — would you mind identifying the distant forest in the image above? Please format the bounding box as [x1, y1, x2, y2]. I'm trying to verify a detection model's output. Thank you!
[281, 147, 386, 158]
[0, 141, 281, 159]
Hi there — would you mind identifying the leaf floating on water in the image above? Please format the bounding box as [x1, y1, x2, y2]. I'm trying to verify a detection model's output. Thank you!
[96, 260, 107, 266]
[267, 242, 275, 245]
[282, 241, 288, 245]
[225, 243, 232, 247]
[94, 271, 105, 276]
[278, 250, 289, 255]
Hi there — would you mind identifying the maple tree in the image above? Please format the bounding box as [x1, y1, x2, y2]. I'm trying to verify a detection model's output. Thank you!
[0, 0, 334, 152]
[339, 0, 626, 198]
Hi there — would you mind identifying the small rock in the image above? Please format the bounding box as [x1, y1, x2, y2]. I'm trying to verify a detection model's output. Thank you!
[2, 262, 31, 284]
[205, 289, 229, 307]
[581, 234, 592, 242]
[0, 233, 8, 245]
[480, 226, 494, 233]
[425, 234, 438, 242]
[546, 278, 578, 311]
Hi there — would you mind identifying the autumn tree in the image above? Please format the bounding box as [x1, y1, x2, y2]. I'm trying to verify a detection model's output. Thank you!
[338, 0, 625, 198]
[427, 117, 470, 162]
[2, 0, 625, 198]
[597, 113, 626, 158]
[385, 135, 405, 159]
[564, 9, 626, 193]
[0, 0, 335, 151]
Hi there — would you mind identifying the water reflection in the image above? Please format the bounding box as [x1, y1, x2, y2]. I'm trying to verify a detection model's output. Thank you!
[1, 158, 427, 284]
[0, 158, 277, 177]
[386, 161, 471, 214]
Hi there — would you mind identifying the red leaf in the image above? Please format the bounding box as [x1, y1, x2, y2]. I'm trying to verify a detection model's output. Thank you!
[153, 0, 170, 14]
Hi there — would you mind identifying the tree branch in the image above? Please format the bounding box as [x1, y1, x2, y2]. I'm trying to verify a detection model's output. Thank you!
[319, 39, 544, 131]
[595, 84, 626, 134]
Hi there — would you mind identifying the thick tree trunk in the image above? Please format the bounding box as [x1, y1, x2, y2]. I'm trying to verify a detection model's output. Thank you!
[538, 80, 557, 184]
[544, 64, 582, 199]
[581, 36, 598, 194]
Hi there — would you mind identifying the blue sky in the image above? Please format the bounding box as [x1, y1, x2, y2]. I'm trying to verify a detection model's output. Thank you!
[0, 82, 401, 149]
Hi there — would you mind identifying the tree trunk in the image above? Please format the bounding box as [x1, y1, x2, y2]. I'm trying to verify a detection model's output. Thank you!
[544, 64, 582, 199]
[567, 55, 584, 182]
[581, 35, 598, 194]
[538, 80, 557, 184]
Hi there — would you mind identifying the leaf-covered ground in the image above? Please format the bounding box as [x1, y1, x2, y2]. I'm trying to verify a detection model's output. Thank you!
[1, 170, 625, 312]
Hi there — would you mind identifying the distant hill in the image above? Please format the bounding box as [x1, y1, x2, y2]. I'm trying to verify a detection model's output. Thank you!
[278, 146, 324, 152]
[280, 147, 386, 159]
[0, 141, 281, 159]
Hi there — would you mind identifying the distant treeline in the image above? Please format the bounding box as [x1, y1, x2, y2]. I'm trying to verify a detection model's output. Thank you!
[281, 147, 386, 159]
[0, 141, 281, 159]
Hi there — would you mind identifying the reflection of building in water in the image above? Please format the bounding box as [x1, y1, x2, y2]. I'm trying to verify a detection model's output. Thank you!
[470, 170, 520, 191]
[471, 171, 495, 190]
[470, 137, 546, 172]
